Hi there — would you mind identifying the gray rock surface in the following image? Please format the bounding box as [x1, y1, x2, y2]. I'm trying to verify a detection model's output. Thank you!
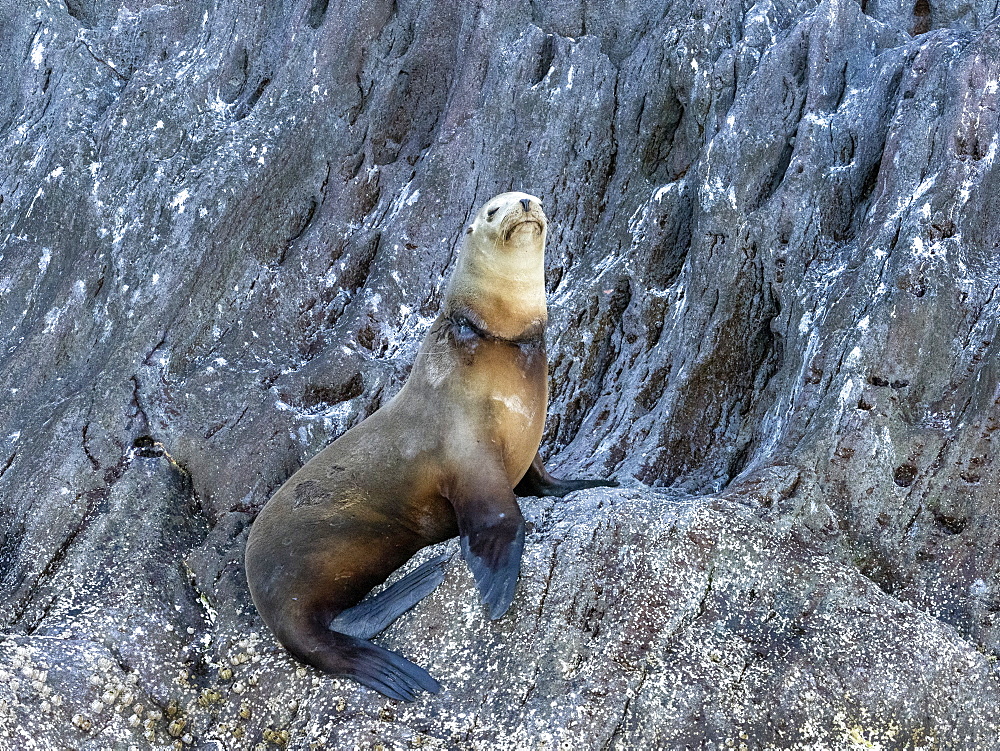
[2, 0, 999, 747]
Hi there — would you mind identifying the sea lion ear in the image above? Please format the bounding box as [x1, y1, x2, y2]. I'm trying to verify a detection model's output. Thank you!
[465, 226, 474, 234]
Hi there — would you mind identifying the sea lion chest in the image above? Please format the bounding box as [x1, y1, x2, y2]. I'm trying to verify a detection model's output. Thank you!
[413, 314, 548, 485]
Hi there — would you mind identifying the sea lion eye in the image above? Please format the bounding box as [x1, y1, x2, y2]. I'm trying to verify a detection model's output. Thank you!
[486, 207, 499, 221]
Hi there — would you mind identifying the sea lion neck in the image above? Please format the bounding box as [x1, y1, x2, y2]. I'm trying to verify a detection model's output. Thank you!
[444, 233, 548, 340]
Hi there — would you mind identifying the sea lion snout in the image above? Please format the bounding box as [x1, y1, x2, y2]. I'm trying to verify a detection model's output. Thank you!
[494, 194, 545, 242]
[474, 192, 545, 233]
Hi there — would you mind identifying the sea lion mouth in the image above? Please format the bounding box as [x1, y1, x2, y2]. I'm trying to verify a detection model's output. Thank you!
[503, 219, 544, 242]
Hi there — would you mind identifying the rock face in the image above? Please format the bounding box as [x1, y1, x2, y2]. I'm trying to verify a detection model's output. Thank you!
[1, 0, 999, 747]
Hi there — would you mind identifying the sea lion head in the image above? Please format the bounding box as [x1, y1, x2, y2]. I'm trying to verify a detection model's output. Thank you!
[447, 192, 549, 337]
[465, 192, 547, 248]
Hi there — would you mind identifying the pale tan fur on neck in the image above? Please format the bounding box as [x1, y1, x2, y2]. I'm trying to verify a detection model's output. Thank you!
[445, 194, 548, 340]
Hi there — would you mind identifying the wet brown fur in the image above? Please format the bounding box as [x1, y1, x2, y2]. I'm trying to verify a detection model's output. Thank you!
[245, 193, 553, 686]
[246, 317, 548, 630]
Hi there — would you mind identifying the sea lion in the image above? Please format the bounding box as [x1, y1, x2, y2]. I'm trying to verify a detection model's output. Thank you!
[245, 192, 615, 701]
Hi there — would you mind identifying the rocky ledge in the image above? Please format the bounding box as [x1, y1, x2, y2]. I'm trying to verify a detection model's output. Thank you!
[1, 0, 999, 748]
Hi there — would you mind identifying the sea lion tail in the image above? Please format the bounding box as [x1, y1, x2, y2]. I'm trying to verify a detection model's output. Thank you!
[282, 620, 441, 701]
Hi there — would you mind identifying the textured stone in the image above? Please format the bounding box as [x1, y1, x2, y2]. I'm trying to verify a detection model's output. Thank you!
[1, 0, 999, 748]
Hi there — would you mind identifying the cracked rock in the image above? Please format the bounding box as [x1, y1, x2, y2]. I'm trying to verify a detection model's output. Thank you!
[2, 0, 999, 748]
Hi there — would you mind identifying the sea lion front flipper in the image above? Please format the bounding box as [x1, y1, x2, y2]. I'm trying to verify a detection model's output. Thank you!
[329, 553, 450, 640]
[513, 452, 619, 498]
[448, 474, 525, 620]
[461, 516, 525, 620]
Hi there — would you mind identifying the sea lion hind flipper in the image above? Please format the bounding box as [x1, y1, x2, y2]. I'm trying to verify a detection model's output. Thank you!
[341, 637, 442, 700]
[290, 627, 440, 700]
[453, 493, 525, 620]
[514, 451, 619, 498]
[329, 553, 450, 639]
